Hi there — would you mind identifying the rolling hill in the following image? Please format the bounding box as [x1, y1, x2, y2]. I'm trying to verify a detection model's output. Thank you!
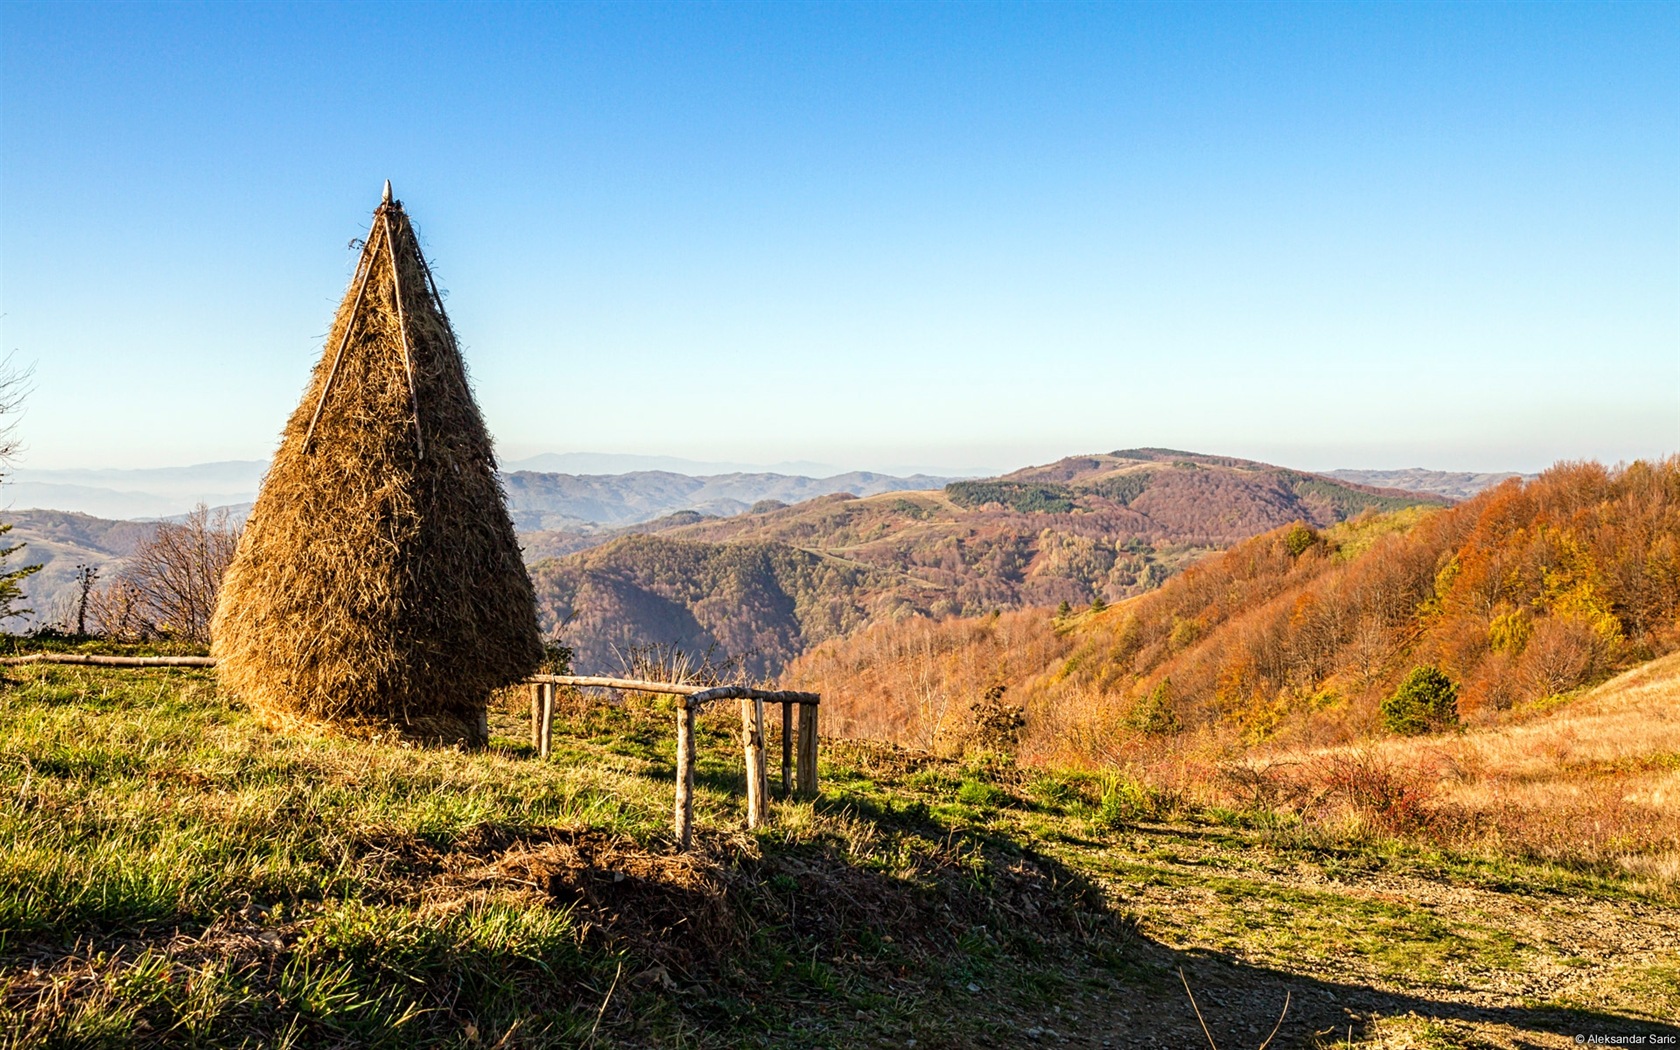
[0, 510, 157, 624]
[7, 449, 1447, 667]
[529, 450, 1449, 675]
[783, 456, 1680, 764]
[0, 467, 951, 627]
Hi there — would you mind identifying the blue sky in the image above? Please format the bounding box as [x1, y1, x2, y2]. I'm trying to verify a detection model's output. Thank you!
[1, 1, 1675, 475]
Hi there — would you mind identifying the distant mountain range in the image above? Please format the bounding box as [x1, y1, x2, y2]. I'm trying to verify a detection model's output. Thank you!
[1324, 468, 1537, 501]
[0, 463, 954, 625]
[501, 470, 955, 531]
[4, 461, 269, 520]
[3, 454, 984, 521]
[527, 449, 1455, 676]
[503, 452, 851, 476]
[1, 451, 1507, 657]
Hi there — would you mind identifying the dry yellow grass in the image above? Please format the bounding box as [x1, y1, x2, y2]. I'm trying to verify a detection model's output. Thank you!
[1254, 651, 1680, 890]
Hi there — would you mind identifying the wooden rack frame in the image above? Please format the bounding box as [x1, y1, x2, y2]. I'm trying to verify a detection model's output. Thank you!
[525, 675, 820, 851]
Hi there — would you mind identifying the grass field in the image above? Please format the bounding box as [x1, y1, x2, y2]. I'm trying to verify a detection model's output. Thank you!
[2, 661, 1677, 1048]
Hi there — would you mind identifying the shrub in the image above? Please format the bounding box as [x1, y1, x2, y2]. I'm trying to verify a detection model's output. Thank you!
[1026, 774, 1081, 810]
[1518, 616, 1604, 700]
[956, 778, 1008, 809]
[1487, 611, 1532, 654]
[1311, 750, 1438, 834]
[968, 681, 1025, 755]
[1096, 773, 1169, 826]
[1127, 679, 1180, 735]
[1283, 523, 1318, 558]
[1380, 665, 1459, 735]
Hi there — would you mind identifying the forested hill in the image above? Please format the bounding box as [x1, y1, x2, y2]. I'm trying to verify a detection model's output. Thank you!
[529, 450, 1448, 676]
[784, 457, 1680, 762]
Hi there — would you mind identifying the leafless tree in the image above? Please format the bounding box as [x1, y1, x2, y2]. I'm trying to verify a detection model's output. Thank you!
[0, 352, 31, 465]
[0, 355, 39, 623]
[102, 504, 240, 643]
[86, 578, 154, 641]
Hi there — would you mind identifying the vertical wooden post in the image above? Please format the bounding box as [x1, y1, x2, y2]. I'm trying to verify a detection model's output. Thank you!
[674, 699, 695, 851]
[475, 707, 489, 746]
[539, 682, 555, 759]
[741, 697, 767, 828]
[529, 682, 542, 748]
[780, 700, 793, 797]
[796, 700, 819, 798]
[754, 696, 769, 822]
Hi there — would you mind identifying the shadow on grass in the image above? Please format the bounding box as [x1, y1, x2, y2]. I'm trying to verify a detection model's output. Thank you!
[770, 792, 1674, 1050]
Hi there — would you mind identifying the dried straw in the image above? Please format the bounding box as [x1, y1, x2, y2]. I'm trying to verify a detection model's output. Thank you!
[210, 189, 541, 743]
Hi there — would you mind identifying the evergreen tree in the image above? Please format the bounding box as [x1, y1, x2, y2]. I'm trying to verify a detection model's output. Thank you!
[0, 522, 40, 623]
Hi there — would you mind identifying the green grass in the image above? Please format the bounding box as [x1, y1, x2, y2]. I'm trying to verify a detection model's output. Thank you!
[2, 665, 1676, 1048]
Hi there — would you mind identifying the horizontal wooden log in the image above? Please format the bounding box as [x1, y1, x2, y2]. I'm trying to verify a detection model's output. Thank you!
[528, 674, 704, 696]
[527, 675, 819, 709]
[687, 686, 820, 707]
[0, 653, 217, 667]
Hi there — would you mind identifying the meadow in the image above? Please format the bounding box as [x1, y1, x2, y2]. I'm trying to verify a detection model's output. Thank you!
[3, 658, 1676, 1048]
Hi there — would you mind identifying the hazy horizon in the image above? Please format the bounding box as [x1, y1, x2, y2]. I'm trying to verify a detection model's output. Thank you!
[5, 444, 1570, 482]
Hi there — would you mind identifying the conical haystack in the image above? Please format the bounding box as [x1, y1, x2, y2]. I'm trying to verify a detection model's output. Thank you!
[211, 185, 542, 743]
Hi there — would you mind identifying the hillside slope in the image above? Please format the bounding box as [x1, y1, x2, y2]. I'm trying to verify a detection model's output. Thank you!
[531, 450, 1447, 675]
[0, 510, 157, 624]
[8, 450, 1444, 656]
[3, 661, 1674, 1048]
[530, 535, 889, 678]
[785, 457, 1680, 761]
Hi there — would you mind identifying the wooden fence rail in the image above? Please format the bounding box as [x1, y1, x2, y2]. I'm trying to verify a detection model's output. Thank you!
[0, 653, 218, 667]
[0, 656, 819, 850]
[527, 674, 820, 850]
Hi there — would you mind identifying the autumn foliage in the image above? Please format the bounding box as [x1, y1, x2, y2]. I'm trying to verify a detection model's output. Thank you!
[785, 458, 1680, 761]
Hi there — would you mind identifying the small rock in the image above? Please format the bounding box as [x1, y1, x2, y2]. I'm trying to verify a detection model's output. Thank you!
[966, 982, 981, 993]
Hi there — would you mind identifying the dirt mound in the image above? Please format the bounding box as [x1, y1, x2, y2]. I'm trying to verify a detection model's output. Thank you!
[416, 824, 1122, 982]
